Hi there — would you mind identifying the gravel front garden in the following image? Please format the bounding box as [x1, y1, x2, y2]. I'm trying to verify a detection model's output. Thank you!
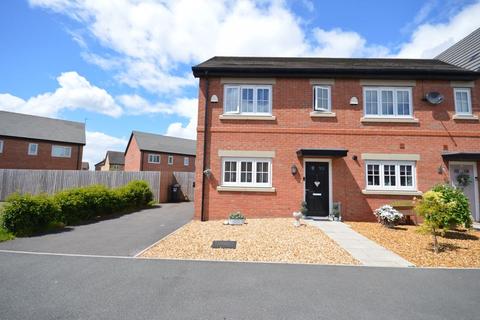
[141, 218, 359, 265]
[348, 222, 480, 268]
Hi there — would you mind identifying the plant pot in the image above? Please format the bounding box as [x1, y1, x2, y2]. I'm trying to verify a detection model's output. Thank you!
[229, 218, 245, 225]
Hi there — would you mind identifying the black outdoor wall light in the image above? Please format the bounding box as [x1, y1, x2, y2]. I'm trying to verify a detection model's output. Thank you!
[291, 164, 298, 175]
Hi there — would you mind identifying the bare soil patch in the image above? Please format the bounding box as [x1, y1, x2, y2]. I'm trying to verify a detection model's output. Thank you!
[141, 218, 359, 265]
[348, 222, 480, 268]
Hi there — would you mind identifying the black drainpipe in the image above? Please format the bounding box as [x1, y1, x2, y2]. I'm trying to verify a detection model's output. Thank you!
[200, 72, 209, 221]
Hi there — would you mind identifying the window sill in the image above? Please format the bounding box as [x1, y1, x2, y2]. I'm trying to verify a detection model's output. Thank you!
[362, 189, 423, 196]
[219, 114, 276, 121]
[452, 114, 479, 121]
[310, 111, 336, 118]
[217, 186, 276, 193]
[360, 117, 419, 124]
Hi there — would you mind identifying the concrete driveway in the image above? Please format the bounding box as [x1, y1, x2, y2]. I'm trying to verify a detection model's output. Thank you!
[0, 252, 479, 320]
[0, 202, 193, 256]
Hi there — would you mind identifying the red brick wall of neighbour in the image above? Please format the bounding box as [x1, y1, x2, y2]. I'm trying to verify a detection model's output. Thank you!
[124, 136, 141, 171]
[0, 136, 83, 170]
[141, 152, 195, 172]
[194, 77, 480, 221]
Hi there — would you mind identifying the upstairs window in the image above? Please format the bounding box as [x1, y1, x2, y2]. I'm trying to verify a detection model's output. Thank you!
[363, 87, 413, 117]
[28, 143, 38, 156]
[168, 155, 174, 165]
[313, 86, 331, 112]
[224, 85, 272, 115]
[52, 145, 71, 158]
[148, 154, 160, 163]
[184, 157, 189, 166]
[454, 88, 472, 115]
[0, 140, 3, 153]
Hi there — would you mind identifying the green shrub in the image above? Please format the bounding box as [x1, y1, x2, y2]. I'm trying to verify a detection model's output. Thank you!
[2, 193, 61, 236]
[115, 180, 154, 209]
[431, 184, 472, 229]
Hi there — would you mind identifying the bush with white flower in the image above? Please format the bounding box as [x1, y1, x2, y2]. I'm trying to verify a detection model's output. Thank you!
[374, 205, 403, 228]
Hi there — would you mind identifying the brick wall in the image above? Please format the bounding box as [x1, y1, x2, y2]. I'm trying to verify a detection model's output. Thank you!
[124, 136, 141, 171]
[195, 77, 480, 221]
[0, 136, 83, 170]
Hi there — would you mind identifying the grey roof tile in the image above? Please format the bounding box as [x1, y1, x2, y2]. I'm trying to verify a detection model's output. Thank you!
[132, 131, 196, 156]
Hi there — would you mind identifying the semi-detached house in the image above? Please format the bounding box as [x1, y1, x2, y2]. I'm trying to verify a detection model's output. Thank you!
[192, 56, 480, 222]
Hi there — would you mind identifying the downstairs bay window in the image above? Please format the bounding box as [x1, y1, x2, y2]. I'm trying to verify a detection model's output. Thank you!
[365, 161, 416, 191]
[222, 158, 272, 187]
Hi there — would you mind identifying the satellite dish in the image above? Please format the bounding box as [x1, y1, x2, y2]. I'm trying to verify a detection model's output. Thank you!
[425, 92, 444, 105]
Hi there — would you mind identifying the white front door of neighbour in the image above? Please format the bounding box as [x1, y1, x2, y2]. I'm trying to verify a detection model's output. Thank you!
[449, 162, 479, 222]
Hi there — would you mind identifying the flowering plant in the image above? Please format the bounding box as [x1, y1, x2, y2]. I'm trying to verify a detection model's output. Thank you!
[373, 205, 403, 228]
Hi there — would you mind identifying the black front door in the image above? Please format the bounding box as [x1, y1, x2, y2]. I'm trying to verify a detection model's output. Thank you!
[305, 161, 329, 216]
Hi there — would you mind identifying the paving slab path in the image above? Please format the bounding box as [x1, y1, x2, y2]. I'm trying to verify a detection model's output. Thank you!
[307, 220, 414, 267]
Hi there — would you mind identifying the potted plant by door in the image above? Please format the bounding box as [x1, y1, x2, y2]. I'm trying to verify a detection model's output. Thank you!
[228, 211, 246, 225]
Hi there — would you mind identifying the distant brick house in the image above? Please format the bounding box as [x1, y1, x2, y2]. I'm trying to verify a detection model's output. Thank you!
[95, 151, 125, 171]
[0, 111, 85, 170]
[124, 131, 196, 172]
[192, 56, 480, 222]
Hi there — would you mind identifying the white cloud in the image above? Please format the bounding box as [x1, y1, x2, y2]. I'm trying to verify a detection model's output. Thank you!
[83, 131, 128, 168]
[0, 71, 122, 118]
[396, 1, 480, 58]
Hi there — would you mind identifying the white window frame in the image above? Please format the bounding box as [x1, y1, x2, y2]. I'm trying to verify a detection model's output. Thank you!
[453, 88, 472, 115]
[313, 85, 332, 112]
[221, 157, 272, 187]
[365, 160, 416, 191]
[363, 87, 413, 118]
[28, 143, 38, 156]
[148, 154, 160, 164]
[0, 140, 3, 153]
[223, 85, 272, 115]
[51, 145, 72, 158]
[168, 155, 174, 165]
[183, 157, 189, 166]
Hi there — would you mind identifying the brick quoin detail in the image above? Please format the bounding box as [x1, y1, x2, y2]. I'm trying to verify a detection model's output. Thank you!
[194, 77, 480, 221]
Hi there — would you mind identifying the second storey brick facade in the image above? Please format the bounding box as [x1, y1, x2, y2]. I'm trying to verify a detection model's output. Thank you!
[192, 57, 480, 223]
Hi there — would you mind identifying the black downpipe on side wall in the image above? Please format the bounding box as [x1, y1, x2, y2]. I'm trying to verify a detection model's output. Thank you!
[200, 72, 209, 221]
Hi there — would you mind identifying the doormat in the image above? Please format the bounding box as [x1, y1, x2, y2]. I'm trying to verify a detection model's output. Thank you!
[211, 240, 237, 249]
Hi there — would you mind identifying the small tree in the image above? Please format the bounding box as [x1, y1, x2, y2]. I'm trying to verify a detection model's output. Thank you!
[415, 185, 471, 254]
[415, 191, 452, 253]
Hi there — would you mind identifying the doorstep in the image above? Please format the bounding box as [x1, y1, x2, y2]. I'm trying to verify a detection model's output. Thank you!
[306, 220, 414, 268]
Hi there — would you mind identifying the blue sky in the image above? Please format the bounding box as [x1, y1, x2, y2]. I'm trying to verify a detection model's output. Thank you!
[0, 0, 479, 166]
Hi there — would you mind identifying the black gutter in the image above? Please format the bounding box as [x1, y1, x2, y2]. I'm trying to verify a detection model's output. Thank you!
[200, 73, 209, 221]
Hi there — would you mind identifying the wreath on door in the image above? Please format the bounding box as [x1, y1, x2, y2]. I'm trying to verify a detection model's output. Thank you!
[456, 172, 472, 187]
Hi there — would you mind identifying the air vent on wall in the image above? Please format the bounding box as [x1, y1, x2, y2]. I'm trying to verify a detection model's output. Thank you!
[425, 92, 444, 105]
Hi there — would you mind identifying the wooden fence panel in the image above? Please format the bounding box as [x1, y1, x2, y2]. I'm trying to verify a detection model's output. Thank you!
[0, 169, 161, 201]
[173, 171, 195, 201]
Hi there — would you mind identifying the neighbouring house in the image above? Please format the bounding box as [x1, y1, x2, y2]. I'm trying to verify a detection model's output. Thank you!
[0, 110, 85, 170]
[124, 131, 196, 172]
[81, 162, 90, 170]
[95, 151, 125, 171]
[436, 27, 480, 71]
[192, 56, 480, 222]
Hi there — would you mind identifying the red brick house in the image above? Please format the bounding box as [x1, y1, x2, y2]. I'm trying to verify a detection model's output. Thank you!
[124, 131, 196, 173]
[192, 57, 480, 223]
[0, 110, 85, 170]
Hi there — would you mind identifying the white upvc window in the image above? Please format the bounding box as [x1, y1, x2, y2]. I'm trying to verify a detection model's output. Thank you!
[365, 161, 416, 191]
[168, 155, 174, 165]
[0, 140, 3, 153]
[223, 85, 272, 115]
[454, 88, 472, 115]
[183, 157, 189, 166]
[51, 145, 72, 158]
[148, 154, 160, 163]
[313, 85, 331, 111]
[363, 87, 413, 117]
[222, 157, 272, 187]
[28, 143, 38, 156]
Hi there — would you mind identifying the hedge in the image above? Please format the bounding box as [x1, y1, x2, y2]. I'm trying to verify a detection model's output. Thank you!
[2, 180, 154, 235]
